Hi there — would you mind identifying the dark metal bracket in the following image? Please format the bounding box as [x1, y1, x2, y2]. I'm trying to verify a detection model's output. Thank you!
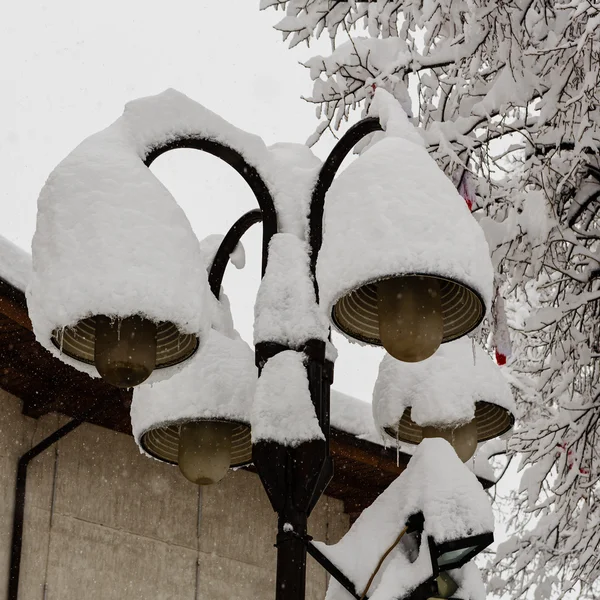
[8, 402, 107, 600]
[303, 536, 363, 600]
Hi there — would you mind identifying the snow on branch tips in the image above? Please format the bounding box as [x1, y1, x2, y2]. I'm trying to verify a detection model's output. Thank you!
[263, 2, 600, 596]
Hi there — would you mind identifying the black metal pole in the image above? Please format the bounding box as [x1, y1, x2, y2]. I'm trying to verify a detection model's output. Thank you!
[305, 541, 362, 600]
[308, 117, 383, 294]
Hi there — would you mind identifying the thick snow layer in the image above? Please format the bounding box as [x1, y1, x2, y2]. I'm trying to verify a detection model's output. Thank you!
[317, 438, 492, 600]
[316, 89, 494, 336]
[251, 350, 324, 446]
[0, 236, 31, 291]
[373, 337, 515, 431]
[199, 233, 245, 272]
[25, 89, 324, 382]
[27, 90, 225, 382]
[254, 233, 329, 346]
[473, 438, 509, 483]
[267, 142, 321, 238]
[331, 389, 383, 444]
[452, 563, 487, 600]
[131, 328, 256, 449]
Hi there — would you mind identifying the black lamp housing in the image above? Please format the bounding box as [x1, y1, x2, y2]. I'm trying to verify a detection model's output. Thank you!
[403, 512, 493, 599]
[428, 531, 494, 577]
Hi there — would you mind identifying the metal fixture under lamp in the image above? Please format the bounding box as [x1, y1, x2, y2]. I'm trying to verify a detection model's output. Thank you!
[405, 512, 493, 600]
[140, 417, 252, 485]
[377, 276, 444, 362]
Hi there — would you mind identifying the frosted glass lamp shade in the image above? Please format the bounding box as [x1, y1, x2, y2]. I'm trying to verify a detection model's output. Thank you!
[377, 276, 444, 362]
[94, 315, 157, 387]
[52, 315, 199, 382]
[422, 420, 478, 462]
[178, 421, 234, 485]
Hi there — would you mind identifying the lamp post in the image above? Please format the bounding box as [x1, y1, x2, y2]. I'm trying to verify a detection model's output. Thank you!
[26, 88, 498, 600]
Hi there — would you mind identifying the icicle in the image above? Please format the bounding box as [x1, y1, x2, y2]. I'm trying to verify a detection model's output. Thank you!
[396, 427, 400, 468]
[59, 327, 65, 355]
[117, 319, 121, 342]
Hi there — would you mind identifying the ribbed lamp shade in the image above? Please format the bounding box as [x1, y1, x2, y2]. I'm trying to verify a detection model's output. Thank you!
[26, 90, 214, 384]
[332, 274, 484, 347]
[316, 123, 493, 351]
[372, 337, 516, 445]
[140, 421, 252, 467]
[391, 403, 514, 445]
[131, 328, 256, 471]
[52, 317, 199, 371]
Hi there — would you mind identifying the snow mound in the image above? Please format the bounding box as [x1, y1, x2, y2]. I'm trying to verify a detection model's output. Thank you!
[0, 236, 31, 291]
[317, 438, 492, 600]
[251, 350, 324, 446]
[27, 90, 225, 382]
[254, 233, 329, 346]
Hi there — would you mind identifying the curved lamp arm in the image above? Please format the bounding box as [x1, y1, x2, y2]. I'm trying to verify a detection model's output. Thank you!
[144, 136, 277, 276]
[308, 117, 383, 290]
[208, 209, 263, 298]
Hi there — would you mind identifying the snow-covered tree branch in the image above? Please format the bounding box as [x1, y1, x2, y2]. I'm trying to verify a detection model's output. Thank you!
[264, 1, 600, 598]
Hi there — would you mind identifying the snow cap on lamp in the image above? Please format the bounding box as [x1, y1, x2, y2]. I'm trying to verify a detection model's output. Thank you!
[131, 327, 256, 471]
[373, 337, 516, 447]
[27, 91, 217, 384]
[131, 233, 256, 478]
[316, 90, 494, 358]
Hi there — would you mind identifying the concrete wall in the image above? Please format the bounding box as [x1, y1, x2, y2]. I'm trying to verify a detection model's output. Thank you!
[0, 388, 349, 599]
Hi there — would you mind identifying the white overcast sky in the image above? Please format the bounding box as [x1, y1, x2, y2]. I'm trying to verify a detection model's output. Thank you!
[1, 0, 385, 402]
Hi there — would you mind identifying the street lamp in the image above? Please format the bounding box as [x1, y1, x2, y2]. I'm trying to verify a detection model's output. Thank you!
[26, 88, 496, 600]
[131, 226, 259, 485]
[373, 336, 516, 462]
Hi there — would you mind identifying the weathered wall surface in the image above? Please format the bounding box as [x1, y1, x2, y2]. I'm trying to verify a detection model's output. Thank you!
[0, 388, 349, 599]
